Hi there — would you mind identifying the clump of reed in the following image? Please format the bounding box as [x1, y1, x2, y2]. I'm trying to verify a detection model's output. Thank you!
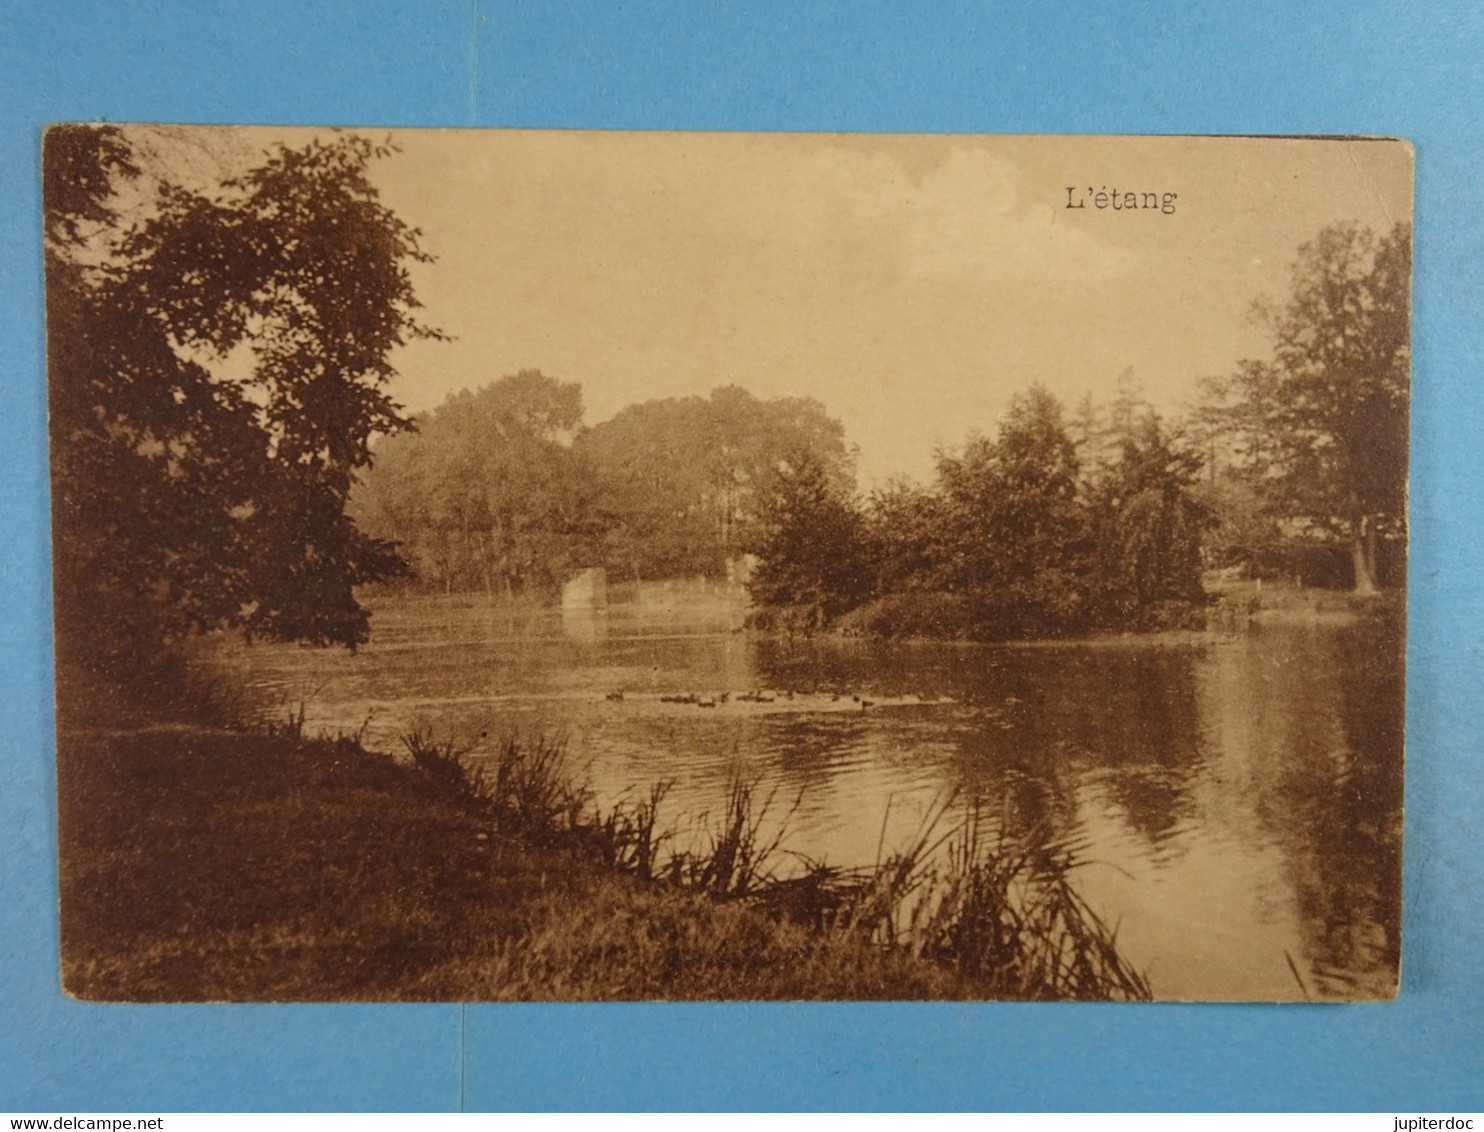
[487, 734, 591, 839]
[400, 728, 1151, 1001]
[591, 781, 672, 880]
[829, 798, 1150, 1000]
[401, 729, 593, 841]
[657, 779, 793, 897]
[402, 727, 484, 798]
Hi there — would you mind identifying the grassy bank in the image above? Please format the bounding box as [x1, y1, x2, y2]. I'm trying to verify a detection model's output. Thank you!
[821, 576, 1399, 645]
[57, 711, 1149, 1002]
[828, 590, 1209, 643]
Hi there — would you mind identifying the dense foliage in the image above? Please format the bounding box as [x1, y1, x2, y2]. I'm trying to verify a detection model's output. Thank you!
[582, 385, 854, 582]
[45, 126, 434, 686]
[353, 371, 597, 597]
[745, 450, 874, 631]
[750, 220, 1410, 637]
[360, 370, 1214, 639]
[1086, 413, 1210, 618]
[354, 382, 855, 593]
[929, 387, 1093, 636]
[1196, 222, 1411, 592]
[754, 385, 1212, 640]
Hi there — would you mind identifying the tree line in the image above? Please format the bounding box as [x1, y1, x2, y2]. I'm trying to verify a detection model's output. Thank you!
[748, 384, 1211, 638]
[44, 120, 1409, 691]
[749, 220, 1411, 636]
[351, 378, 854, 596]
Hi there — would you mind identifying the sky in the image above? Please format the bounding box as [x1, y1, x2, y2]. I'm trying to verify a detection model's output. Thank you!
[127, 127, 1414, 487]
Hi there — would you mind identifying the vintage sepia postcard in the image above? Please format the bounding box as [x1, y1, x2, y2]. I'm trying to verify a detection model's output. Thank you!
[45, 127, 1410, 1002]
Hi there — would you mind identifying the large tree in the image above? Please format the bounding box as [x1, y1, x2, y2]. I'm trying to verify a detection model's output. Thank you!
[1209, 221, 1411, 593]
[746, 449, 872, 631]
[579, 385, 854, 581]
[933, 386, 1090, 635]
[1087, 412, 1211, 617]
[354, 371, 599, 597]
[45, 126, 436, 686]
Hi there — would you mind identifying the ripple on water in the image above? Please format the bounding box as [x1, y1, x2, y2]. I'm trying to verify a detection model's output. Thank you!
[200, 590, 1404, 1000]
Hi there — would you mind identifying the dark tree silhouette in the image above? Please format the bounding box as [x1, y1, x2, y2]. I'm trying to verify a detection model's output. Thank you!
[747, 450, 872, 632]
[45, 127, 438, 687]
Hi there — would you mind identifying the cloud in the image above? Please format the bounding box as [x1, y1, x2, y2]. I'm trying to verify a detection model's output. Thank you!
[761, 141, 1138, 285]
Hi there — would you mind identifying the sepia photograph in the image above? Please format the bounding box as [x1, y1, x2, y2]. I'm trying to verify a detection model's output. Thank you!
[45, 126, 1410, 1003]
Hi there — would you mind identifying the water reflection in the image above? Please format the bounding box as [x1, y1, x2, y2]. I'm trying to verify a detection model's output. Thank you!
[560, 605, 609, 644]
[1194, 621, 1403, 999]
[204, 587, 1403, 1001]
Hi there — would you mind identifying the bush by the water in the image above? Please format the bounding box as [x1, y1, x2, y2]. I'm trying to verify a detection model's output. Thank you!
[749, 386, 1214, 641]
[833, 588, 1207, 642]
[835, 592, 980, 640]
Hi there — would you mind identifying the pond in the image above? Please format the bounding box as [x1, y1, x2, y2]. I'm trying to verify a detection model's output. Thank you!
[202, 581, 1404, 1001]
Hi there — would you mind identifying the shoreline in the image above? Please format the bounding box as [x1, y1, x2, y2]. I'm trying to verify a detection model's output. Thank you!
[56, 706, 1151, 1003]
[815, 579, 1402, 650]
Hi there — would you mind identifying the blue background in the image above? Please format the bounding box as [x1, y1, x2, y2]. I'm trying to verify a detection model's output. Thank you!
[3, 1, 1480, 1112]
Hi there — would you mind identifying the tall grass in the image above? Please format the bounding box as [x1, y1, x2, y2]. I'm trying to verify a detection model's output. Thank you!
[858, 803, 1150, 1000]
[401, 729, 591, 840]
[668, 778, 800, 897]
[592, 781, 672, 880]
[400, 728, 1151, 1001]
[402, 727, 482, 798]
